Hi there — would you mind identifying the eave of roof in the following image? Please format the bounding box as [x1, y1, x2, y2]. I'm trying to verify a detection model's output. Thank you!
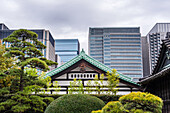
[139, 65, 170, 84]
[45, 49, 140, 86]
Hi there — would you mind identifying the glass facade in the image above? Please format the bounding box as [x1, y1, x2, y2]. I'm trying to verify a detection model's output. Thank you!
[55, 39, 80, 63]
[89, 27, 142, 81]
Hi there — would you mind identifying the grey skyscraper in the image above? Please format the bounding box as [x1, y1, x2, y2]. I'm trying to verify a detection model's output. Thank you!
[147, 23, 170, 73]
[141, 36, 150, 77]
[88, 27, 143, 81]
[0, 23, 55, 71]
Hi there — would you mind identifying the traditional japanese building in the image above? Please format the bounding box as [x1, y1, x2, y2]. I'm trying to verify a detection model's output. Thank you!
[45, 49, 141, 95]
[139, 33, 170, 113]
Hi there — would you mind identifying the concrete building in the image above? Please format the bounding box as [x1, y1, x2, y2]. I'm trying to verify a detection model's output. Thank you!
[55, 39, 80, 64]
[55, 54, 61, 68]
[147, 23, 170, 74]
[88, 27, 142, 81]
[141, 36, 150, 77]
[0, 23, 56, 71]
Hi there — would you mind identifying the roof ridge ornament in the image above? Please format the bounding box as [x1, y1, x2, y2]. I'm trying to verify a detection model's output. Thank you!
[81, 48, 85, 54]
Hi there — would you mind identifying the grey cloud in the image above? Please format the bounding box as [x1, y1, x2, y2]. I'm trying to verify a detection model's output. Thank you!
[1, 0, 170, 52]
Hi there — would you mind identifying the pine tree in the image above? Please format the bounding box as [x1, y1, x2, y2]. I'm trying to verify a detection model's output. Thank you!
[3, 29, 57, 91]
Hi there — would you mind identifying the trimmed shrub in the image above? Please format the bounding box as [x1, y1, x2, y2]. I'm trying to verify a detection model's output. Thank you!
[44, 94, 105, 113]
[92, 92, 163, 113]
[92, 101, 128, 113]
[101, 101, 128, 113]
[119, 92, 163, 113]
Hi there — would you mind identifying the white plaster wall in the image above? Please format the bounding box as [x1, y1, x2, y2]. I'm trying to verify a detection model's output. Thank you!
[55, 74, 67, 79]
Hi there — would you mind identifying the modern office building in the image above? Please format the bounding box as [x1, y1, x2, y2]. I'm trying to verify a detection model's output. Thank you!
[147, 23, 170, 74]
[88, 27, 142, 81]
[55, 39, 80, 64]
[0, 23, 56, 71]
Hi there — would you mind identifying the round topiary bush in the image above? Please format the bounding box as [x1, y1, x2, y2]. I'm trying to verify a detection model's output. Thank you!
[44, 94, 105, 113]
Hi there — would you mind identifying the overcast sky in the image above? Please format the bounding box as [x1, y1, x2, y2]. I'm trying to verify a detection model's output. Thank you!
[1, 0, 170, 53]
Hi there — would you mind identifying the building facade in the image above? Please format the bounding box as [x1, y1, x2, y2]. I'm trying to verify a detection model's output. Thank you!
[55, 39, 80, 64]
[88, 27, 143, 81]
[45, 49, 141, 95]
[0, 23, 56, 71]
[147, 23, 170, 74]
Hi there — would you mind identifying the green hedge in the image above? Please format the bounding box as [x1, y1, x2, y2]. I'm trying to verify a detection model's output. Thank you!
[45, 94, 105, 113]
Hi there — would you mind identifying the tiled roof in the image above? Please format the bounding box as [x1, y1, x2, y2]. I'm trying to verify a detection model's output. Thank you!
[45, 49, 139, 86]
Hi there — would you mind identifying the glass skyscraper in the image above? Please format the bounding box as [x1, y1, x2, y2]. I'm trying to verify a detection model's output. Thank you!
[0, 23, 56, 71]
[55, 39, 80, 64]
[88, 27, 142, 81]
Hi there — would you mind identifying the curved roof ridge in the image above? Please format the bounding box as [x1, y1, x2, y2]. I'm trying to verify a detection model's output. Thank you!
[82, 52, 133, 82]
[45, 49, 139, 85]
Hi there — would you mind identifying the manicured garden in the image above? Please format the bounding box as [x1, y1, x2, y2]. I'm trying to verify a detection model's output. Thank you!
[0, 29, 163, 113]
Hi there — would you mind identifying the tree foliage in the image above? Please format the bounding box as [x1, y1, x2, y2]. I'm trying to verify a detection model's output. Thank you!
[0, 44, 15, 72]
[0, 29, 57, 112]
[0, 91, 54, 113]
[106, 69, 119, 95]
[0, 43, 17, 94]
[3, 29, 57, 91]
[68, 69, 119, 94]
